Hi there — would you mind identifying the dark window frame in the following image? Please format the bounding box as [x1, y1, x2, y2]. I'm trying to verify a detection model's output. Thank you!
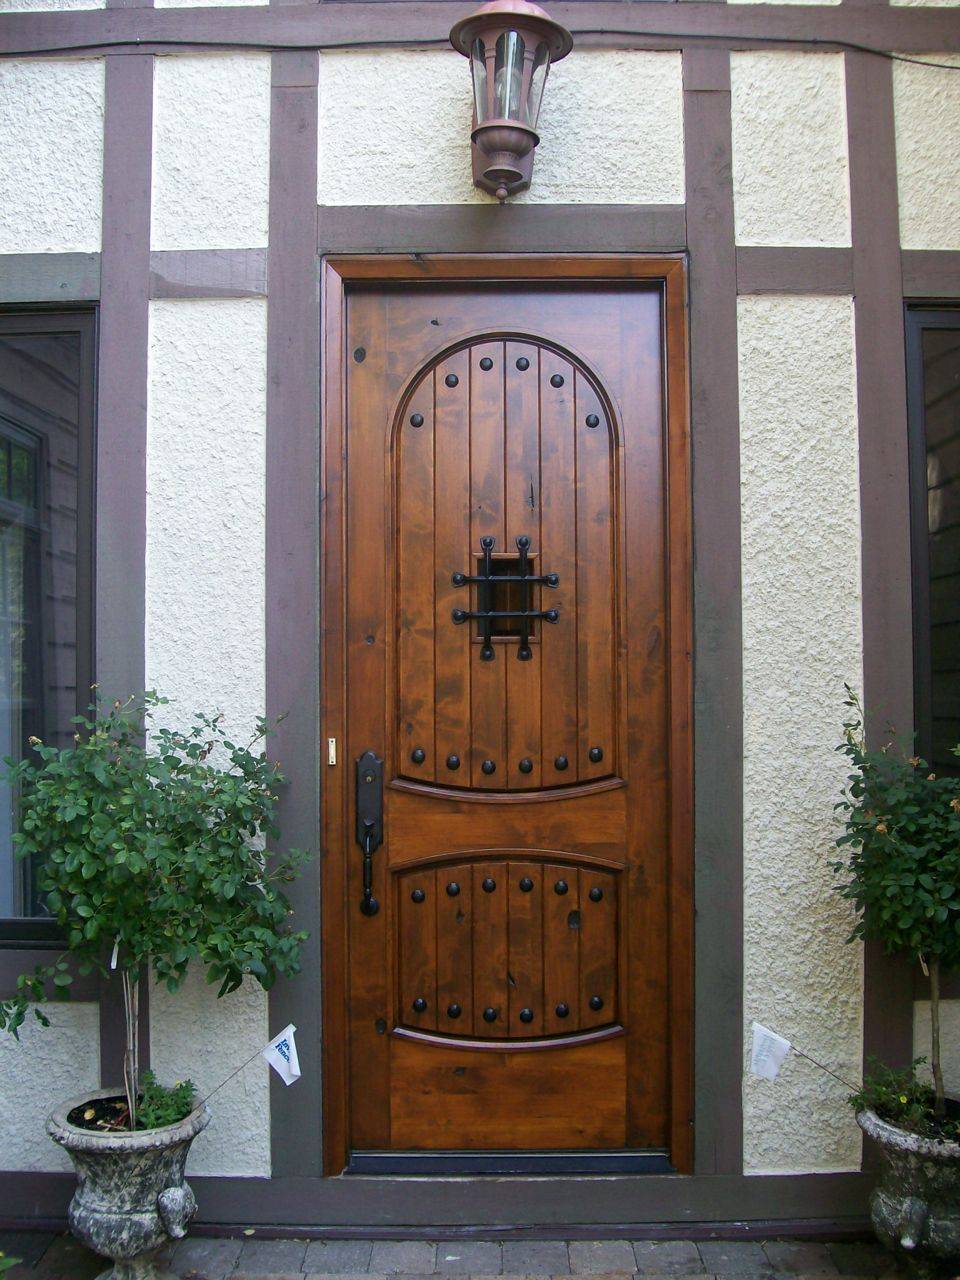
[0, 307, 96, 947]
[905, 303, 960, 773]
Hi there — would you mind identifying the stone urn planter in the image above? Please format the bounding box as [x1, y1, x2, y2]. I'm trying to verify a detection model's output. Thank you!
[47, 1088, 211, 1280]
[858, 1107, 960, 1278]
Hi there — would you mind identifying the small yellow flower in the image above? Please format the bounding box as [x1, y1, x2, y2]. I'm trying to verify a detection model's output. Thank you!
[909, 756, 921, 767]
[876, 822, 888, 834]
[27, 735, 41, 746]
[899, 1095, 908, 1104]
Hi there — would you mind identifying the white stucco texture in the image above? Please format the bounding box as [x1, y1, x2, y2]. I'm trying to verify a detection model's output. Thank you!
[317, 49, 684, 206]
[0, 0, 102, 10]
[156, 0, 262, 8]
[914, 999, 960, 1096]
[739, 295, 864, 1174]
[0, 1003, 100, 1171]
[894, 57, 960, 250]
[151, 55, 271, 250]
[731, 53, 851, 248]
[0, 58, 104, 253]
[150, 971, 270, 1177]
[146, 296, 269, 1175]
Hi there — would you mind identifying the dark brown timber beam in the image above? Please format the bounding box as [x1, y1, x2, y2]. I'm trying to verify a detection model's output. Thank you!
[2, 2, 959, 56]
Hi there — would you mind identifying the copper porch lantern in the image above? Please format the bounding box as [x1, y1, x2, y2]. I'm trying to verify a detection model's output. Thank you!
[449, 0, 573, 202]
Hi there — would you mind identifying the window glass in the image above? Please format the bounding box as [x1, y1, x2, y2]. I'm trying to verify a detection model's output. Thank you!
[914, 320, 960, 776]
[0, 323, 89, 917]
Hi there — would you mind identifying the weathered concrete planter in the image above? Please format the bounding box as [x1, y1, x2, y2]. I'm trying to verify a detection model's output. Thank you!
[858, 1108, 960, 1278]
[47, 1088, 210, 1280]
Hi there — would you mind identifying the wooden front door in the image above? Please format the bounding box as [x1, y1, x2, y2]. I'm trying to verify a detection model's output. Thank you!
[321, 258, 692, 1176]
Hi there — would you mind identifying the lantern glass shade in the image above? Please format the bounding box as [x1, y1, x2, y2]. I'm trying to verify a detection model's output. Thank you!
[470, 30, 552, 128]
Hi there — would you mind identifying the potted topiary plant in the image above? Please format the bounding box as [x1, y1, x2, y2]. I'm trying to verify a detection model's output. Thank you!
[832, 687, 960, 1276]
[0, 693, 307, 1280]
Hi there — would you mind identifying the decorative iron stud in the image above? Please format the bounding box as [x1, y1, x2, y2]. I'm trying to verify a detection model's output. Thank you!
[446, 753, 460, 770]
[589, 995, 604, 1011]
[555, 755, 569, 771]
[447, 882, 460, 897]
[519, 876, 534, 892]
[589, 746, 604, 763]
[550, 373, 564, 388]
[447, 1002, 462, 1019]
[519, 1007, 534, 1023]
[410, 413, 424, 428]
[516, 356, 530, 371]
[481, 759, 496, 775]
[482, 877, 496, 893]
[589, 886, 603, 903]
[586, 413, 599, 429]
[554, 879, 569, 895]
[483, 1006, 498, 1022]
[555, 1002, 569, 1018]
[519, 757, 533, 774]
[411, 888, 426, 903]
[413, 997, 427, 1013]
[410, 747, 425, 765]
[445, 373, 459, 387]
[479, 356, 493, 371]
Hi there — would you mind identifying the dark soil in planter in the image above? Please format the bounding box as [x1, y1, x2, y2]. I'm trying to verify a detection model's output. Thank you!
[67, 1094, 135, 1132]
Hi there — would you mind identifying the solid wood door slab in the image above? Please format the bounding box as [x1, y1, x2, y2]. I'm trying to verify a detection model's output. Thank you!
[321, 261, 692, 1173]
[390, 1034, 627, 1151]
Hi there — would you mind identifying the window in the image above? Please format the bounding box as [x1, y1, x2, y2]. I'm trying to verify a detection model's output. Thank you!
[0, 311, 95, 929]
[907, 307, 960, 777]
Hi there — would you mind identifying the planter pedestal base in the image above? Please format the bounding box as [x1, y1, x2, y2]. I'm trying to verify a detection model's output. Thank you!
[47, 1089, 211, 1280]
[96, 1252, 179, 1280]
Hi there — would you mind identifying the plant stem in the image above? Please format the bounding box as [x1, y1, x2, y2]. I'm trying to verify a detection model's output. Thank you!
[930, 956, 945, 1121]
[121, 967, 140, 1130]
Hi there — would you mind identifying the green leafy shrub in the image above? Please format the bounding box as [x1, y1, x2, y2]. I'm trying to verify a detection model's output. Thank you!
[849, 1059, 960, 1142]
[0, 692, 308, 1128]
[832, 687, 960, 1129]
[136, 1070, 197, 1131]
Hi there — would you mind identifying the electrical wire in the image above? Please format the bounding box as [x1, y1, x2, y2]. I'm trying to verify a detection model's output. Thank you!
[0, 28, 957, 71]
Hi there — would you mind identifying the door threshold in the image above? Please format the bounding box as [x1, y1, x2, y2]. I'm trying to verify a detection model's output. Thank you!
[345, 1150, 675, 1176]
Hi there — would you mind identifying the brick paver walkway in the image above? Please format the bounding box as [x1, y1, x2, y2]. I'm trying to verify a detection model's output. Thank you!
[0, 1232, 903, 1280]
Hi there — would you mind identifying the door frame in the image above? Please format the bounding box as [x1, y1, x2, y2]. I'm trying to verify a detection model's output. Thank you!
[320, 255, 693, 1176]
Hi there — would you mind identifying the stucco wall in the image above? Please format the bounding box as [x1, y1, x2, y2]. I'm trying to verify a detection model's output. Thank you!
[738, 294, 864, 1174]
[0, 1004, 100, 1171]
[317, 49, 684, 206]
[730, 53, 850, 247]
[145, 296, 270, 1176]
[0, 57, 104, 253]
[151, 54, 271, 250]
[914, 999, 960, 1096]
[893, 56, 960, 250]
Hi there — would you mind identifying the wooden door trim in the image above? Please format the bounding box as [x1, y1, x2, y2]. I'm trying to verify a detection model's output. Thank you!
[320, 254, 693, 1176]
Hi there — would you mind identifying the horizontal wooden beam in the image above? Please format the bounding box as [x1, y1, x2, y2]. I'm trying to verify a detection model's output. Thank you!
[317, 204, 687, 254]
[0, 253, 100, 303]
[0, 1168, 871, 1230]
[901, 250, 960, 300]
[736, 246, 854, 294]
[149, 248, 268, 298]
[2, 2, 958, 56]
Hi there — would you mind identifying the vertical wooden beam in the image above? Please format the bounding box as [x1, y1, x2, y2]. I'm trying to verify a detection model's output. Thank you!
[96, 47, 154, 1085]
[682, 47, 743, 1176]
[266, 47, 322, 1178]
[844, 52, 915, 1130]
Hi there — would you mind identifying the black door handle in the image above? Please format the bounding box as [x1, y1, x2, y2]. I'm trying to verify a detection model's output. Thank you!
[356, 751, 383, 916]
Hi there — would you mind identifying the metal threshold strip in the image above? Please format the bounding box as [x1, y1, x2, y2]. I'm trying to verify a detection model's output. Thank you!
[345, 1150, 675, 1176]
